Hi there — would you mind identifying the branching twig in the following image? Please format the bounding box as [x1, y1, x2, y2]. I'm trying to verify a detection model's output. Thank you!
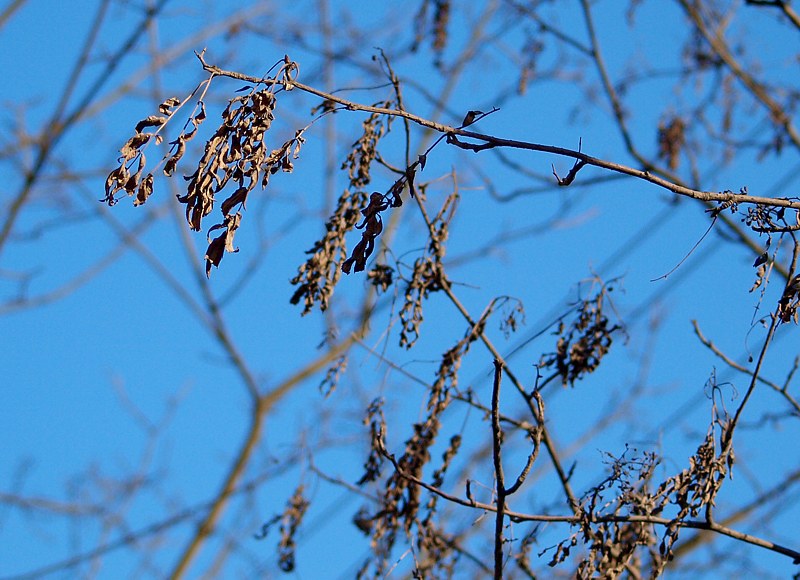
[197, 54, 800, 213]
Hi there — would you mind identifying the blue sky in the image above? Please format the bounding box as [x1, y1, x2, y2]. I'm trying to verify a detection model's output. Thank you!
[2, 1, 800, 578]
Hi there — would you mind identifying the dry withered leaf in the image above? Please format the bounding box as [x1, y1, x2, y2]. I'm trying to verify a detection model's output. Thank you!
[119, 133, 150, 161]
[461, 109, 483, 127]
[342, 192, 390, 274]
[221, 186, 248, 216]
[158, 96, 181, 115]
[204, 212, 241, 277]
[135, 115, 168, 133]
[658, 116, 686, 172]
[134, 173, 154, 207]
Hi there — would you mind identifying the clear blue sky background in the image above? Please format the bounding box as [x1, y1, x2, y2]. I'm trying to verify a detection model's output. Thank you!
[2, 1, 799, 578]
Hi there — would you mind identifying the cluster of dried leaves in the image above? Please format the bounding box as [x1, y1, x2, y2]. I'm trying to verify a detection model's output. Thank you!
[398, 188, 458, 348]
[104, 96, 187, 207]
[289, 188, 367, 314]
[657, 116, 686, 172]
[289, 106, 397, 313]
[254, 484, 310, 572]
[105, 57, 305, 277]
[413, 0, 451, 66]
[545, 448, 661, 578]
[546, 392, 734, 578]
[180, 86, 305, 276]
[542, 280, 624, 387]
[354, 320, 482, 578]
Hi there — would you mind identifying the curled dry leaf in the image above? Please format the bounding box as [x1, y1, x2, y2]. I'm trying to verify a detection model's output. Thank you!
[158, 96, 181, 115]
[164, 101, 206, 177]
[204, 212, 241, 278]
[135, 115, 168, 133]
[134, 173, 154, 207]
[120, 133, 151, 160]
[342, 192, 390, 274]
[460, 109, 483, 127]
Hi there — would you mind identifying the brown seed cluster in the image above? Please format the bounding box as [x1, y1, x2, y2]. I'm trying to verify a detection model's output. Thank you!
[356, 320, 481, 577]
[543, 282, 623, 387]
[105, 60, 306, 277]
[104, 96, 186, 208]
[289, 189, 369, 314]
[290, 108, 393, 312]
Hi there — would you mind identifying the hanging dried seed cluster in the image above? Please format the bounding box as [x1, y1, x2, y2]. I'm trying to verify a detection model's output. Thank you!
[104, 96, 187, 207]
[356, 320, 480, 577]
[104, 58, 305, 277]
[398, 189, 457, 348]
[289, 108, 393, 313]
[542, 281, 624, 387]
[179, 88, 306, 276]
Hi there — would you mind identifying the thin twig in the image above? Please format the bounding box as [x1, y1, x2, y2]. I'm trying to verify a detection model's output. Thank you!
[198, 55, 800, 213]
[491, 359, 506, 580]
[693, 320, 800, 415]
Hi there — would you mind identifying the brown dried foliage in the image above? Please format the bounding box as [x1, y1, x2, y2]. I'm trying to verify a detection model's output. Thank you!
[254, 484, 310, 573]
[290, 109, 395, 312]
[399, 256, 444, 348]
[543, 281, 624, 387]
[95, 27, 800, 574]
[179, 88, 306, 276]
[398, 190, 457, 348]
[545, 391, 735, 577]
[342, 110, 390, 189]
[342, 192, 393, 275]
[545, 448, 660, 577]
[412, 0, 451, 65]
[106, 58, 307, 278]
[277, 485, 310, 572]
[341, 159, 420, 277]
[290, 189, 368, 314]
[573, 450, 660, 578]
[657, 116, 686, 172]
[367, 263, 395, 293]
[104, 96, 184, 207]
[357, 323, 481, 577]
